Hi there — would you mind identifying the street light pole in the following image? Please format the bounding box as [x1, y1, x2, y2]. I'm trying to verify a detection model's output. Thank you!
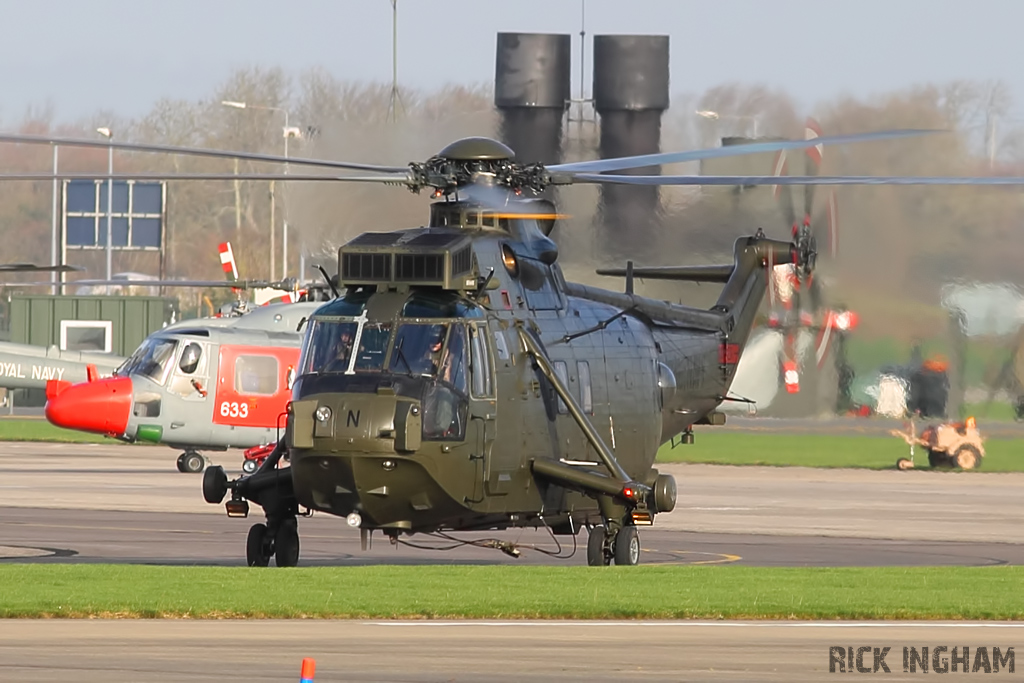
[97, 127, 114, 280]
[50, 144, 59, 295]
[221, 100, 294, 281]
[282, 109, 290, 279]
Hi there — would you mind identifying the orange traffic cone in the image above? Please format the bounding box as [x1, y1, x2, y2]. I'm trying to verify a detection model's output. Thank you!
[300, 658, 316, 683]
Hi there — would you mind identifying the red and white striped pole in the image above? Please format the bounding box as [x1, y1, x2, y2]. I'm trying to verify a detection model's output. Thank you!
[218, 242, 239, 282]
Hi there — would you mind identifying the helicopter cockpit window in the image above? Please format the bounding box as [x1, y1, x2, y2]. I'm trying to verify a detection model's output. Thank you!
[402, 292, 482, 319]
[390, 323, 446, 376]
[439, 324, 468, 395]
[118, 338, 178, 386]
[299, 320, 358, 374]
[178, 342, 202, 374]
[313, 287, 374, 317]
[422, 381, 467, 441]
[353, 323, 392, 371]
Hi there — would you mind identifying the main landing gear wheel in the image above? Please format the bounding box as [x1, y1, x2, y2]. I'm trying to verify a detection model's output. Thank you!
[180, 451, 205, 473]
[587, 526, 611, 566]
[614, 525, 640, 566]
[246, 523, 271, 567]
[241, 459, 258, 474]
[274, 518, 300, 567]
[954, 444, 981, 470]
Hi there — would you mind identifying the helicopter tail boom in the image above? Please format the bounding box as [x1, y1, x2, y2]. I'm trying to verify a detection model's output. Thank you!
[575, 235, 797, 333]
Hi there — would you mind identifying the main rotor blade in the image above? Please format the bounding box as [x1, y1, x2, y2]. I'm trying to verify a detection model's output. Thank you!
[65, 279, 298, 289]
[571, 174, 1024, 186]
[0, 263, 82, 273]
[0, 133, 408, 174]
[548, 128, 940, 175]
[0, 172, 411, 184]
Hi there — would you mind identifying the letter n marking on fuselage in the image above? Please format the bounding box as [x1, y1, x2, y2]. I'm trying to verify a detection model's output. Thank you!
[347, 410, 361, 428]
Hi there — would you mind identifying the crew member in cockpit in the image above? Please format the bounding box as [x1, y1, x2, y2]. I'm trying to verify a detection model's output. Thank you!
[326, 329, 354, 372]
[414, 327, 445, 375]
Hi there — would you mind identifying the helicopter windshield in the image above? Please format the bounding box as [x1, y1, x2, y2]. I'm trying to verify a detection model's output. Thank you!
[117, 337, 178, 386]
[299, 320, 359, 374]
[300, 319, 393, 375]
[389, 323, 446, 376]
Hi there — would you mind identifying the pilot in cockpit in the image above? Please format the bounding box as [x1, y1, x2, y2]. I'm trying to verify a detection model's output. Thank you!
[325, 329, 354, 373]
[409, 326, 444, 376]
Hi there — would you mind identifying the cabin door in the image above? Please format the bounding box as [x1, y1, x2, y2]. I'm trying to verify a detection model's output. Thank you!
[467, 323, 497, 502]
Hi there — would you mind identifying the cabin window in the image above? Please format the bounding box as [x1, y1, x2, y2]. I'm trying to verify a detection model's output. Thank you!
[520, 259, 563, 311]
[578, 361, 593, 414]
[492, 329, 510, 361]
[234, 355, 279, 396]
[553, 360, 569, 414]
[469, 325, 493, 398]
[178, 342, 202, 374]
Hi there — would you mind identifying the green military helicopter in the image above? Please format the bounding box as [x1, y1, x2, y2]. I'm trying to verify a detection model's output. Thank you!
[3, 126, 997, 567]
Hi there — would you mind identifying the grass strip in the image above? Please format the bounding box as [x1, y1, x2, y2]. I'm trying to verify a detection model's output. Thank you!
[0, 564, 1021, 620]
[657, 432, 1024, 472]
[0, 418, 110, 443]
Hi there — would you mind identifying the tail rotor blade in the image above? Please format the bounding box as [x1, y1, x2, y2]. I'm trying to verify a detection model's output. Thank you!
[803, 118, 823, 221]
[826, 190, 838, 258]
[772, 150, 798, 232]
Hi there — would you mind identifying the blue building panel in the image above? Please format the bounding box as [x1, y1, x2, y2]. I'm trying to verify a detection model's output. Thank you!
[63, 180, 165, 250]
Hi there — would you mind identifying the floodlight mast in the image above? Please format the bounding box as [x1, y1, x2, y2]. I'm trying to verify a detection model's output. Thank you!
[695, 109, 760, 138]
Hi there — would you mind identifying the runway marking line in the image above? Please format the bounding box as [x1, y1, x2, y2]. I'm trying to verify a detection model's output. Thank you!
[369, 621, 1024, 628]
[641, 549, 741, 565]
[0, 522, 220, 535]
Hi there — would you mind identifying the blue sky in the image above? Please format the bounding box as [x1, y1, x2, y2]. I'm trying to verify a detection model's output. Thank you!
[1, 0, 1021, 121]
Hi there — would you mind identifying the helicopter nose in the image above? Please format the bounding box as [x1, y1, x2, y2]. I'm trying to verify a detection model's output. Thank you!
[45, 376, 132, 436]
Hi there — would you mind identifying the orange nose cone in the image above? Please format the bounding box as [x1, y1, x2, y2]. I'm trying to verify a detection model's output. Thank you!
[45, 376, 132, 436]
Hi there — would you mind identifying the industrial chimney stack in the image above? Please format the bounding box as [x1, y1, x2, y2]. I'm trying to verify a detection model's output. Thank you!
[592, 35, 670, 254]
[494, 33, 572, 165]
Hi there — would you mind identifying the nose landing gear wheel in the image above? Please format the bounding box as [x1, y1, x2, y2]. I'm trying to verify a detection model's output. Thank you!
[274, 518, 300, 567]
[587, 526, 609, 566]
[181, 451, 205, 473]
[614, 525, 640, 566]
[246, 523, 271, 567]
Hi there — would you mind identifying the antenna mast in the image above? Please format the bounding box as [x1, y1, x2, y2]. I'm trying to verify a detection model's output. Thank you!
[387, 0, 405, 123]
[578, 0, 585, 141]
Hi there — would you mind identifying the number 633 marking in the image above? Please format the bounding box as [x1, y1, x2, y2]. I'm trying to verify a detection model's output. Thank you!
[219, 401, 249, 418]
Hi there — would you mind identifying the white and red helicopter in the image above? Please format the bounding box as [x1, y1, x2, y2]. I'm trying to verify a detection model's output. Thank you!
[43, 242, 327, 472]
